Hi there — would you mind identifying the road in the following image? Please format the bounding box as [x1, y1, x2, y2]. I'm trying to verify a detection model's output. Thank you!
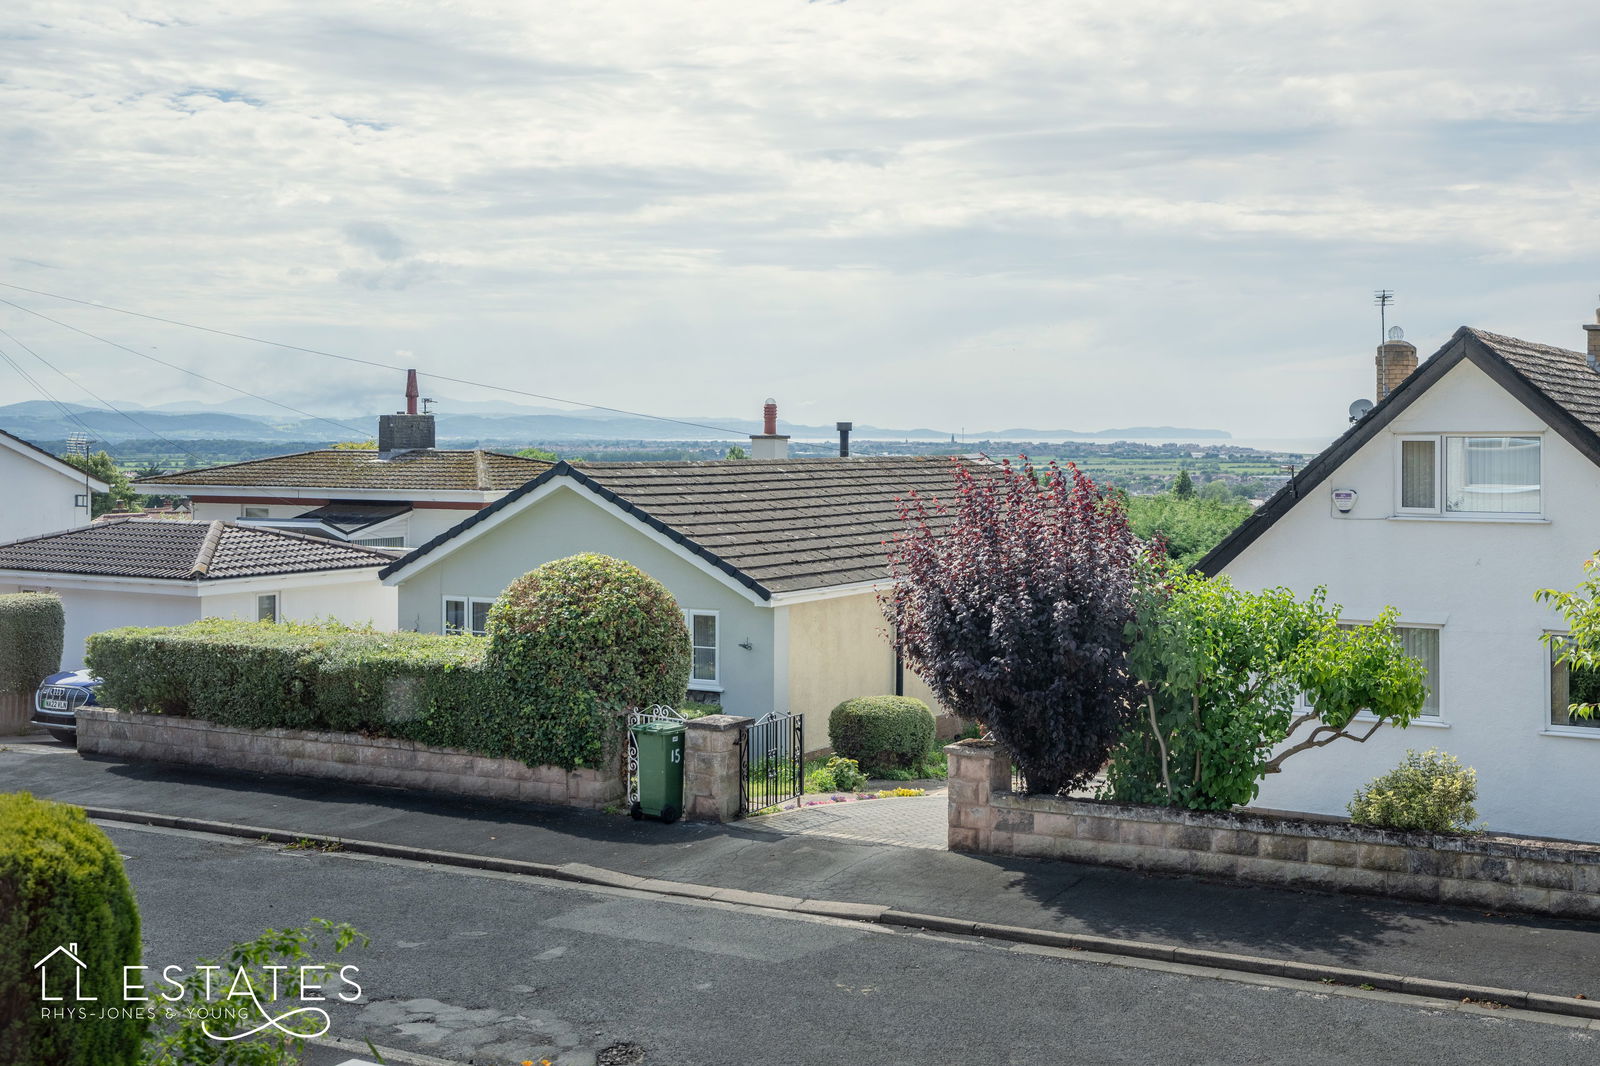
[105, 822, 1596, 1066]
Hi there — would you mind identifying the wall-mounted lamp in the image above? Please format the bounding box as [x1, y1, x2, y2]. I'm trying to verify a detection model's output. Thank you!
[738, 639, 754, 651]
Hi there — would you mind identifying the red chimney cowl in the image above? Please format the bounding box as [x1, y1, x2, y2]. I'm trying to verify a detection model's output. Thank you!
[763, 398, 777, 436]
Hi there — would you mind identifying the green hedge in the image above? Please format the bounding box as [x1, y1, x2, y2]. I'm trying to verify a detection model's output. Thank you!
[0, 793, 144, 1066]
[0, 592, 64, 696]
[84, 619, 590, 769]
[828, 695, 936, 773]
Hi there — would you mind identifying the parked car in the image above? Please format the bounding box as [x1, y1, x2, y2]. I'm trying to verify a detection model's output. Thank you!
[32, 670, 101, 745]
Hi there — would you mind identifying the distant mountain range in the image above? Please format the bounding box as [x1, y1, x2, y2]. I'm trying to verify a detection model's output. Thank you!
[0, 399, 1230, 446]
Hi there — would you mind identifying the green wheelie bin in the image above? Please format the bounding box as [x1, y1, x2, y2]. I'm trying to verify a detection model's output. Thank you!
[630, 719, 686, 823]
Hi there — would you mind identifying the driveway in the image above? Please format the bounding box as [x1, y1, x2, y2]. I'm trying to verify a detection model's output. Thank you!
[743, 794, 948, 849]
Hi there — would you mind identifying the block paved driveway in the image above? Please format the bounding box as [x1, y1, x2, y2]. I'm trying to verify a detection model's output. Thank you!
[743, 794, 948, 849]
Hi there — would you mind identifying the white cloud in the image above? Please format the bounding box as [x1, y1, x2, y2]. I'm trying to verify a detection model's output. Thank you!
[2, 0, 1599, 439]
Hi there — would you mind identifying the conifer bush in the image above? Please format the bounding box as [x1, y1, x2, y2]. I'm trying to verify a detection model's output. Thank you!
[0, 591, 65, 697]
[0, 793, 144, 1066]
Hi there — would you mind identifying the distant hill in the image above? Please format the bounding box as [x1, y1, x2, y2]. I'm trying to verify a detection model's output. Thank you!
[0, 400, 1229, 446]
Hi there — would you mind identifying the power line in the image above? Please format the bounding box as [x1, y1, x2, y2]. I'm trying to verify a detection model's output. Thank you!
[0, 341, 104, 446]
[0, 280, 751, 437]
[0, 327, 351, 511]
[0, 295, 371, 439]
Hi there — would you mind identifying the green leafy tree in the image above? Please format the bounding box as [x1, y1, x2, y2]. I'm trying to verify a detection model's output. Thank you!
[514, 446, 559, 461]
[1172, 469, 1195, 498]
[1126, 493, 1253, 569]
[1107, 572, 1428, 809]
[330, 439, 376, 450]
[724, 445, 748, 460]
[1535, 554, 1600, 721]
[1198, 479, 1233, 502]
[60, 450, 140, 516]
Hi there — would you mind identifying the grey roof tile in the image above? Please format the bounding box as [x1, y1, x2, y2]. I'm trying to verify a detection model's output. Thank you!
[0, 519, 397, 582]
[135, 449, 550, 492]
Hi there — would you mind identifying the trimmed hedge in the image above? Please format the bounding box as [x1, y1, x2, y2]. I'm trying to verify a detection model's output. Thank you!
[83, 619, 587, 767]
[828, 695, 936, 773]
[486, 554, 691, 768]
[0, 793, 144, 1065]
[0, 592, 64, 696]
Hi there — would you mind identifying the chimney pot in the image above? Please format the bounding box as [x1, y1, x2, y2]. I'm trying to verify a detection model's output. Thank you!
[1375, 332, 1418, 401]
[836, 421, 853, 458]
[750, 398, 790, 459]
[405, 368, 420, 415]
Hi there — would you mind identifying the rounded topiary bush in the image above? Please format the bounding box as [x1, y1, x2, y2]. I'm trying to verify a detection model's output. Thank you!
[486, 553, 691, 767]
[1, 593, 64, 732]
[0, 793, 144, 1066]
[828, 696, 936, 774]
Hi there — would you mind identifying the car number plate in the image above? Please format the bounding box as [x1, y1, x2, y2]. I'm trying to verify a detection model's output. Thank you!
[41, 697, 70, 710]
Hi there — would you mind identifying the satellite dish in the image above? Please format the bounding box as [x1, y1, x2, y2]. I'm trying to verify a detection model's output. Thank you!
[1348, 398, 1374, 422]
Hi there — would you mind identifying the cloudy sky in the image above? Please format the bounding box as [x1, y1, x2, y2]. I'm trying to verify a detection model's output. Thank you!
[3, 1, 1600, 441]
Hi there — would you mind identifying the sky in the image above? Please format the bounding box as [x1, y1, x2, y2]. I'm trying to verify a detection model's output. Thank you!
[3, 1, 1600, 441]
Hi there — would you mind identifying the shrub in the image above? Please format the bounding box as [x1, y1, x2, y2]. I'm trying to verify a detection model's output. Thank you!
[805, 755, 869, 794]
[829, 696, 935, 774]
[1348, 749, 1480, 833]
[884, 459, 1142, 795]
[487, 554, 691, 767]
[0, 592, 65, 696]
[0, 793, 144, 1065]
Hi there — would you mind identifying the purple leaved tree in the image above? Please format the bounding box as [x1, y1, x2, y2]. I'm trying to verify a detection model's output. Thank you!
[883, 459, 1142, 795]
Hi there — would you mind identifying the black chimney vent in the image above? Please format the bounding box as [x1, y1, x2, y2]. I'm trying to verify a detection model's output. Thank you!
[836, 422, 853, 458]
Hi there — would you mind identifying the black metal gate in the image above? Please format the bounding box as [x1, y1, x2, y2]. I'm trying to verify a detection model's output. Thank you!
[740, 711, 804, 814]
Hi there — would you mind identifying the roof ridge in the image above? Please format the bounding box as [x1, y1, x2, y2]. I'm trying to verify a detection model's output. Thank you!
[188, 520, 228, 578]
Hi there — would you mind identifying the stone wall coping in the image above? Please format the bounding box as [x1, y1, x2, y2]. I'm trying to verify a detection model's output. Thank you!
[944, 739, 1003, 756]
[685, 714, 752, 733]
[989, 791, 1600, 866]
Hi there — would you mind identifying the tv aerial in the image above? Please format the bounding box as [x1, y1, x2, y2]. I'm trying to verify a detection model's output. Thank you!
[1348, 398, 1374, 423]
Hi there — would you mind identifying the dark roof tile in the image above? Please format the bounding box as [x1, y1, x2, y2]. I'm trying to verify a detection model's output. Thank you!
[135, 449, 550, 492]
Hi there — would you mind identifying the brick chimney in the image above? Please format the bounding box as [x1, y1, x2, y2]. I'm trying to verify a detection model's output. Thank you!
[749, 397, 790, 459]
[1585, 298, 1600, 372]
[378, 368, 435, 456]
[1376, 327, 1418, 401]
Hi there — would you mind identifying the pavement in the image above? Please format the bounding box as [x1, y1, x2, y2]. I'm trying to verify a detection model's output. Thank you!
[5, 734, 1599, 1008]
[750, 794, 948, 849]
[113, 822, 1600, 1066]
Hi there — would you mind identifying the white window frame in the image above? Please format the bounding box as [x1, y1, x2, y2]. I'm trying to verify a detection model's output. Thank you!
[257, 593, 279, 623]
[241, 505, 271, 520]
[1394, 436, 1442, 515]
[1393, 433, 1544, 519]
[442, 595, 494, 637]
[1543, 632, 1600, 739]
[684, 609, 721, 690]
[1304, 621, 1446, 724]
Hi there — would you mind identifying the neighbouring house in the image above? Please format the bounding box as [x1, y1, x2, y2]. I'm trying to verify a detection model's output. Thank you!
[0, 428, 108, 542]
[1200, 307, 1600, 843]
[134, 375, 551, 549]
[0, 519, 399, 666]
[380, 433, 979, 752]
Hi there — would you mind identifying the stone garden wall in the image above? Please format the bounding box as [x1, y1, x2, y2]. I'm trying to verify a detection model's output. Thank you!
[946, 739, 1600, 920]
[77, 708, 624, 809]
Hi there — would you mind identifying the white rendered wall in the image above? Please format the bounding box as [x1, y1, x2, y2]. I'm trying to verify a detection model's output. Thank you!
[1, 448, 93, 542]
[200, 573, 397, 631]
[1223, 357, 1600, 843]
[0, 583, 201, 670]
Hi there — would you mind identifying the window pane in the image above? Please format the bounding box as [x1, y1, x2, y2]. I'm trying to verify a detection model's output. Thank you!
[257, 595, 277, 622]
[693, 647, 717, 681]
[470, 601, 492, 636]
[444, 599, 466, 633]
[1400, 439, 1436, 509]
[1551, 643, 1600, 728]
[1445, 436, 1540, 513]
[693, 613, 716, 648]
[1398, 627, 1439, 717]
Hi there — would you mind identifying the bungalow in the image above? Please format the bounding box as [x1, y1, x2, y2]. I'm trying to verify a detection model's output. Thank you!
[1200, 306, 1600, 843]
[135, 383, 550, 549]
[1, 428, 108, 542]
[379, 454, 982, 752]
[0, 519, 399, 666]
